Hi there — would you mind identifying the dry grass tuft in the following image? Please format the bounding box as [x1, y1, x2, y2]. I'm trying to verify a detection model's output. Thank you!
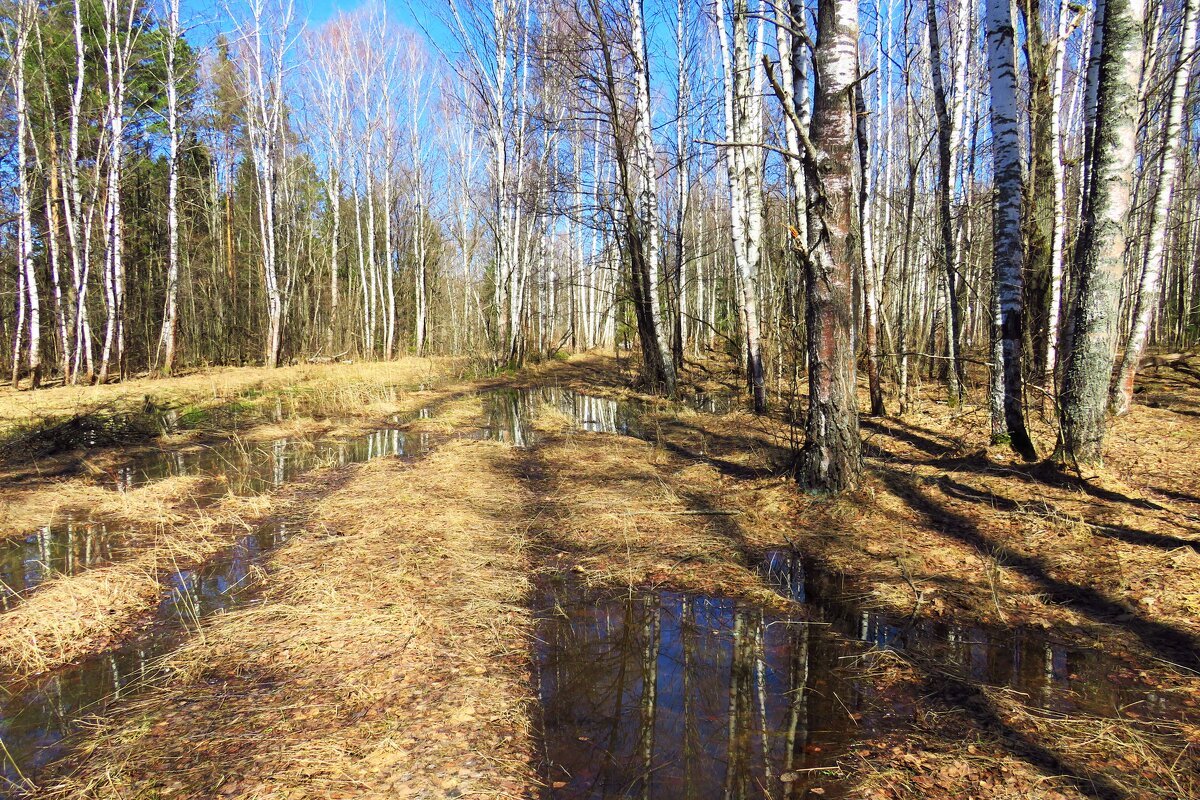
[529, 429, 788, 608]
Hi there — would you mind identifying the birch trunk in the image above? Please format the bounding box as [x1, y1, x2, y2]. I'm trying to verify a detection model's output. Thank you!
[235, 0, 292, 367]
[159, 0, 182, 373]
[856, 81, 885, 417]
[64, 0, 89, 383]
[986, 0, 1038, 459]
[1058, 0, 1146, 465]
[925, 0, 964, 402]
[99, 0, 136, 383]
[718, 0, 768, 412]
[11, 0, 39, 388]
[1044, 0, 1076, 398]
[672, 0, 688, 367]
[628, 0, 677, 394]
[797, 0, 862, 492]
[1111, 0, 1199, 414]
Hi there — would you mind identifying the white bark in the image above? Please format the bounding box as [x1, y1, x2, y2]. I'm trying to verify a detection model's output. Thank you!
[159, 0, 182, 373]
[98, 0, 141, 382]
[986, 0, 1037, 457]
[631, 0, 677, 391]
[232, 0, 293, 367]
[1112, 0, 1199, 413]
[717, 0, 768, 412]
[9, 0, 39, 387]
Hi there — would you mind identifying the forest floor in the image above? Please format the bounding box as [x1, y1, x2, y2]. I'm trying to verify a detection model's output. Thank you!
[0, 351, 1197, 799]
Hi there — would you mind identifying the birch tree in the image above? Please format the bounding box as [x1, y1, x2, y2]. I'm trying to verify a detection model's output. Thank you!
[717, 0, 768, 413]
[304, 18, 351, 354]
[157, 0, 183, 374]
[925, 0, 964, 402]
[7, 0, 39, 388]
[97, 0, 143, 383]
[985, 0, 1038, 460]
[232, 0, 294, 367]
[794, 0, 862, 492]
[627, 0, 677, 394]
[1111, 0, 1199, 414]
[1058, 0, 1146, 465]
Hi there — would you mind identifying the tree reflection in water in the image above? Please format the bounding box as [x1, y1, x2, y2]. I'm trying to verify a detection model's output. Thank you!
[536, 583, 876, 799]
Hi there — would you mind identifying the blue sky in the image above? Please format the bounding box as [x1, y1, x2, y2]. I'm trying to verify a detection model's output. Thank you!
[180, 0, 459, 57]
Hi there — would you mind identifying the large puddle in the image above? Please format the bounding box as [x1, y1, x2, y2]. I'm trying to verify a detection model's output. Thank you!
[0, 428, 424, 608]
[535, 553, 1196, 799]
[537, 582, 880, 799]
[0, 522, 290, 791]
[0, 387, 631, 609]
[116, 425, 425, 494]
[479, 386, 649, 446]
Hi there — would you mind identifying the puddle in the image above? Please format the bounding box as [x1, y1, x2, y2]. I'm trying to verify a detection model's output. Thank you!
[762, 551, 1190, 723]
[3, 386, 638, 609]
[0, 523, 291, 793]
[538, 555, 1197, 799]
[536, 582, 885, 799]
[114, 425, 424, 495]
[0, 522, 121, 608]
[0, 425, 427, 616]
[479, 387, 648, 446]
[0, 423, 433, 791]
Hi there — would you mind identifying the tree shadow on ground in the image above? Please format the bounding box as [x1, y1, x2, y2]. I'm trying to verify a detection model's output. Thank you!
[861, 416, 1173, 513]
[511, 424, 1180, 799]
[933, 474, 1200, 553]
[877, 467, 1200, 674]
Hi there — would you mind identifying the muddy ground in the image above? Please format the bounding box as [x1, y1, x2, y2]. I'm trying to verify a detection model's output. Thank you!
[0, 352, 1196, 799]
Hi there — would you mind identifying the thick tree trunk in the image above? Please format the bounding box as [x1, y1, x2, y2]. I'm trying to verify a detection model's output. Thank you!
[626, 0, 677, 395]
[797, 0, 862, 493]
[1058, 0, 1146, 465]
[986, 0, 1038, 460]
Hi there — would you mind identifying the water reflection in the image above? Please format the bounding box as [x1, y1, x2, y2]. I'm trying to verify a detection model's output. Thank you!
[538, 584, 876, 799]
[114, 426, 420, 495]
[539, 555, 1197, 800]
[1, 427, 423, 614]
[479, 387, 646, 446]
[762, 551, 1186, 721]
[0, 523, 290, 793]
[0, 523, 119, 607]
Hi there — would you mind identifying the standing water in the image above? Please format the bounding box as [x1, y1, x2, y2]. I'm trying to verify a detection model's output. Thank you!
[535, 553, 1198, 799]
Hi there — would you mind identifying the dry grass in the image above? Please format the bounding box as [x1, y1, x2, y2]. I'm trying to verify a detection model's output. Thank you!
[523, 353, 1200, 656]
[10, 351, 1199, 800]
[847, 684, 1200, 800]
[0, 365, 491, 680]
[0, 474, 209, 539]
[529, 430, 788, 607]
[0, 358, 461, 428]
[46, 442, 535, 799]
[0, 358, 467, 469]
